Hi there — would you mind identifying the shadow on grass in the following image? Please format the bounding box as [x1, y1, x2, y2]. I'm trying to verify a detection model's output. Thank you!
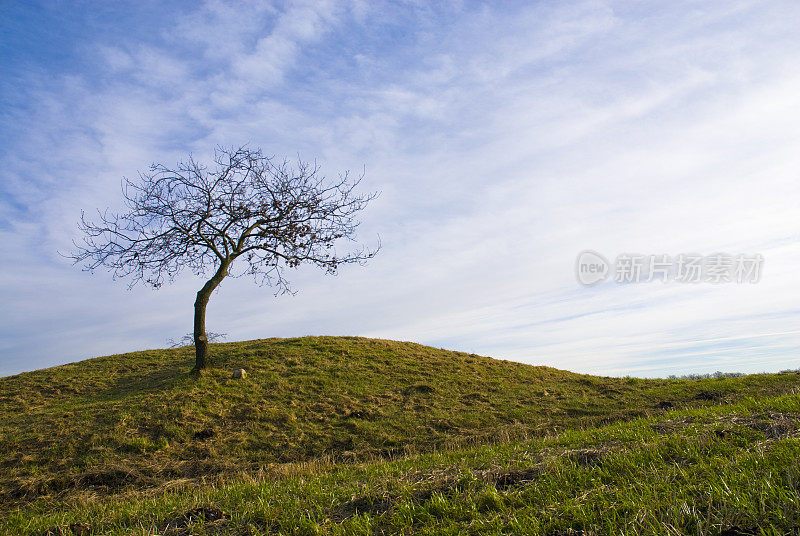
[99, 358, 196, 399]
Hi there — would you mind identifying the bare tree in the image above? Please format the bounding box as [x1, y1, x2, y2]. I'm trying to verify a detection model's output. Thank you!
[70, 146, 379, 371]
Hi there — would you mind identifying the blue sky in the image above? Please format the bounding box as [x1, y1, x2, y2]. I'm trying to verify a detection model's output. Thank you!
[1, 0, 799, 377]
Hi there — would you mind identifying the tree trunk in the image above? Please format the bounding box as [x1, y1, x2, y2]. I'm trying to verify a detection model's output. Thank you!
[193, 260, 231, 371]
[193, 300, 210, 371]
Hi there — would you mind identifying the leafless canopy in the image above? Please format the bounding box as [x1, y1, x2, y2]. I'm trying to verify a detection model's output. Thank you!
[71, 146, 379, 293]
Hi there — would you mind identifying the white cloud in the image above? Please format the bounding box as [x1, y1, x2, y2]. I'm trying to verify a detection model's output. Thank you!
[1, 0, 799, 376]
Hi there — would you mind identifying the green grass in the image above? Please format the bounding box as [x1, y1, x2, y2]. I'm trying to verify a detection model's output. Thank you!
[6, 394, 800, 535]
[1, 336, 799, 534]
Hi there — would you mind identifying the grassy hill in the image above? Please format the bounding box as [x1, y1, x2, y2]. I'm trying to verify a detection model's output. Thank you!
[1, 336, 799, 534]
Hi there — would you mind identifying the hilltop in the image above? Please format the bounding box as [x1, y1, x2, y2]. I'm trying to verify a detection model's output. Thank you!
[1, 336, 799, 533]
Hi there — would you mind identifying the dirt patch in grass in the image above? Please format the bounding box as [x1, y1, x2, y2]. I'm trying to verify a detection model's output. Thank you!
[487, 466, 542, 490]
[732, 412, 800, 439]
[0, 457, 243, 510]
[77, 466, 158, 489]
[163, 505, 231, 529]
[650, 416, 696, 435]
[562, 447, 608, 467]
[650, 412, 800, 443]
[39, 524, 90, 536]
[694, 390, 721, 401]
[192, 428, 215, 441]
[401, 383, 436, 396]
[719, 526, 759, 536]
[331, 493, 394, 522]
[4, 465, 159, 504]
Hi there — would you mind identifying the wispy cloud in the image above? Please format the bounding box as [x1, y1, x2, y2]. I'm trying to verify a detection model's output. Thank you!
[1, 0, 799, 376]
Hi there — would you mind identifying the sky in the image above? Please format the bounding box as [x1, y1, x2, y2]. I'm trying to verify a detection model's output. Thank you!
[1, 0, 799, 378]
